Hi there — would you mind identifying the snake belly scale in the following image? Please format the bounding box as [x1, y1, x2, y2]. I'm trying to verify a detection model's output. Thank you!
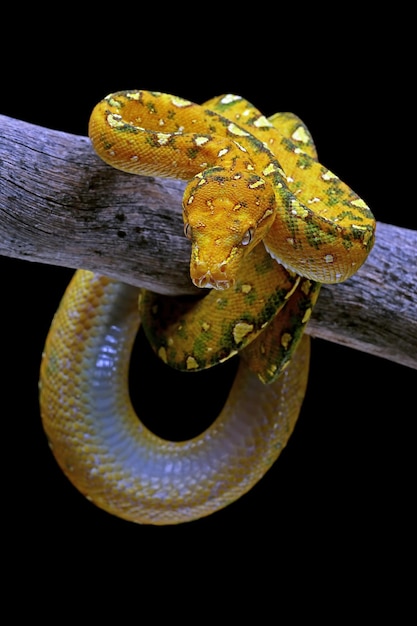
[39, 91, 375, 525]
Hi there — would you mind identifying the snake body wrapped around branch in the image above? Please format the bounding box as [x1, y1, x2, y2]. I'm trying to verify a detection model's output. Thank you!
[39, 91, 375, 525]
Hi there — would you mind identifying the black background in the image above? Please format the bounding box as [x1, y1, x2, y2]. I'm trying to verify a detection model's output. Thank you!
[2, 9, 415, 616]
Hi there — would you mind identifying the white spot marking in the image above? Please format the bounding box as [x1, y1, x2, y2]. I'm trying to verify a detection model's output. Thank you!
[254, 115, 273, 128]
[156, 132, 172, 145]
[194, 136, 210, 146]
[322, 169, 339, 181]
[233, 141, 247, 153]
[351, 198, 370, 209]
[228, 123, 250, 137]
[126, 91, 142, 100]
[292, 126, 310, 144]
[220, 94, 242, 104]
[263, 163, 276, 176]
[171, 96, 193, 108]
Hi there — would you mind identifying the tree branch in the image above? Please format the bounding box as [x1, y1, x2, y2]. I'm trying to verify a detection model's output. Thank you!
[1, 114, 416, 370]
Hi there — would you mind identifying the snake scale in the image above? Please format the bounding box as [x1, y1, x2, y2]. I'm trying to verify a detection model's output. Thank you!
[39, 91, 375, 525]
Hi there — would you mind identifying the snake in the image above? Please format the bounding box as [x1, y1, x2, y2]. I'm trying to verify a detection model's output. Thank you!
[39, 91, 376, 525]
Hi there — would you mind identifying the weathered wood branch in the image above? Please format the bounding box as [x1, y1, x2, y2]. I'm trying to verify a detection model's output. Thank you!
[1, 114, 416, 370]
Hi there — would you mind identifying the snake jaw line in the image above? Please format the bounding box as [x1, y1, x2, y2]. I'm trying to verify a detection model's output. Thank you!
[191, 268, 233, 290]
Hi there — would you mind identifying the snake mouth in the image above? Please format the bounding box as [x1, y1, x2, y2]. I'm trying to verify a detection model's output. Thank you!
[192, 271, 234, 290]
[191, 258, 236, 290]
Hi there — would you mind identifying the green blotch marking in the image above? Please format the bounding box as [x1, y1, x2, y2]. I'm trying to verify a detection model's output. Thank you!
[337, 237, 353, 250]
[281, 136, 312, 160]
[288, 178, 304, 194]
[146, 102, 157, 114]
[186, 147, 200, 160]
[247, 135, 270, 155]
[215, 297, 229, 310]
[210, 173, 229, 185]
[207, 123, 219, 134]
[192, 330, 214, 360]
[260, 289, 289, 322]
[283, 210, 302, 248]
[242, 288, 258, 306]
[336, 209, 365, 222]
[305, 222, 337, 249]
[247, 173, 265, 186]
[253, 254, 277, 276]
[115, 122, 140, 135]
[296, 153, 314, 170]
[323, 183, 345, 205]
[348, 201, 375, 219]
[103, 140, 115, 151]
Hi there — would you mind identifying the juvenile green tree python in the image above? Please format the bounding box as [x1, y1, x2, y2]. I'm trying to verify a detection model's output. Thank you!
[39, 91, 376, 525]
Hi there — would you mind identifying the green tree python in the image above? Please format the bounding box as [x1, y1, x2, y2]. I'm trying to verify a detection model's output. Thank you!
[39, 91, 376, 525]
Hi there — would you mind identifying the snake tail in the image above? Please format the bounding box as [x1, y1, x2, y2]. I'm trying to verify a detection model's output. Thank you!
[39, 270, 310, 525]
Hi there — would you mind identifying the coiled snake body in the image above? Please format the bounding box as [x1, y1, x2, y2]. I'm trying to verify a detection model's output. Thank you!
[39, 91, 375, 524]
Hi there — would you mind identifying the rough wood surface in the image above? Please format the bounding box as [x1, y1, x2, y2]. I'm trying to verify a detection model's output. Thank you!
[1, 114, 416, 370]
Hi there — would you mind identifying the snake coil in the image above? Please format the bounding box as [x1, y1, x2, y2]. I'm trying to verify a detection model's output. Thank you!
[39, 91, 375, 524]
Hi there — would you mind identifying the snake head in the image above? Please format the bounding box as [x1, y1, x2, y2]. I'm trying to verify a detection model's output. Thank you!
[183, 168, 276, 290]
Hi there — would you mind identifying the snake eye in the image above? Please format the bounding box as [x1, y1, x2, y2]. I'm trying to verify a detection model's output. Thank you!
[241, 227, 254, 246]
[184, 223, 192, 239]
